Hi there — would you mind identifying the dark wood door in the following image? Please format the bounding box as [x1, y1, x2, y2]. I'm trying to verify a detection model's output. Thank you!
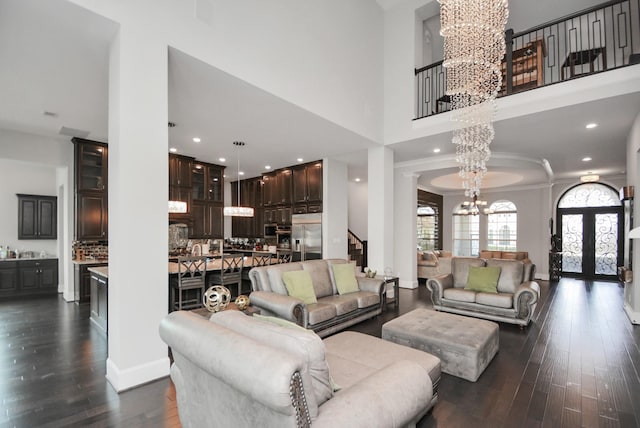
[19, 267, 39, 291]
[77, 192, 107, 240]
[207, 165, 224, 202]
[0, 264, 18, 295]
[38, 198, 57, 239]
[18, 196, 37, 239]
[306, 162, 323, 202]
[75, 140, 107, 192]
[292, 166, 307, 204]
[39, 262, 58, 290]
[262, 173, 276, 206]
[169, 155, 193, 187]
[208, 204, 224, 238]
[277, 169, 292, 205]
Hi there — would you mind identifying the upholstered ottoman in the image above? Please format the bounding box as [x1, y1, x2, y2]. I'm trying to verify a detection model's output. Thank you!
[382, 308, 499, 382]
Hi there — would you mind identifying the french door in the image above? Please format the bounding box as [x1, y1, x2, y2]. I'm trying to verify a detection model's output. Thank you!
[558, 207, 623, 279]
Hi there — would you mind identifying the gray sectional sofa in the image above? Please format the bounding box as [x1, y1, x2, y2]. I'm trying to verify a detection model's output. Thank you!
[160, 310, 441, 427]
[248, 259, 385, 338]
[426, 257, 540, 327]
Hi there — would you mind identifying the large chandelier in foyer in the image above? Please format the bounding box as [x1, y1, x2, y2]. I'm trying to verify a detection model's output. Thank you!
[439, 0, 508, 197]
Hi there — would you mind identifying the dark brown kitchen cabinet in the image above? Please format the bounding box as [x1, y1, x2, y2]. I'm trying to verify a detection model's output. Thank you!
[74, 262, 106, 304]
[0, 262, 18, 296]
[17, 194, 57, 239]
[169, 154, 193, 187]
[14, 259, 58, 297]
[73, 138, 108, 240]
[76, 192, 107, 240]
[74, 139, 107, 192]
[277, 168, 293, 205]
[1, 260, 58, 299]
[262, 172, 276, 206]
[192, 201, 223, 239]
[90, 272, 108, 334]
[192, 161, 224, 202]
[292, 161, 323, 213]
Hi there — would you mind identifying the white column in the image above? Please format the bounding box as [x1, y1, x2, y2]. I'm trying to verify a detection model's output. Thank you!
[367, 146, 394, 273]
[394, 172, 419, 289]
[322, 158, 348, 259]
[106, 25, 170, 391]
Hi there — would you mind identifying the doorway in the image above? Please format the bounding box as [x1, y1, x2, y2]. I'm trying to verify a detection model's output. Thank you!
[557, 183, 623, 280]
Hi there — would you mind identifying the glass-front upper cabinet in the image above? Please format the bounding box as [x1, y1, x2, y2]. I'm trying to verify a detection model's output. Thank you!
[207, 165, 224, 203]
[192, 163, 206, 200]
[73, 138, 108, 192]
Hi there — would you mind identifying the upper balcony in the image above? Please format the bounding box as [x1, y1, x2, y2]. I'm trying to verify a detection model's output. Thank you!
[414, 0, 640, 120]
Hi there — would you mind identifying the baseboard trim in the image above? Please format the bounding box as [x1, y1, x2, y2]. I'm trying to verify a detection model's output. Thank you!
[106, 356, 170, 393]
[624, 302, 640, 325]
[400, 279, 418, 289]
[536, 273, 550, 281]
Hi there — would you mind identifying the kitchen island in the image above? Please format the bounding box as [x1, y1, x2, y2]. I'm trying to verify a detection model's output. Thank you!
[88, 266, 108, 335]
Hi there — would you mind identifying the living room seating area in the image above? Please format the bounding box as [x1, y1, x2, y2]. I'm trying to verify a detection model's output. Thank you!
[426, 257, 540, 326]
[160, 310, 441, 427]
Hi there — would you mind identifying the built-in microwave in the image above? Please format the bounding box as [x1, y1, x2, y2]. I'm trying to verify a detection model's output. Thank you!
[264, 224, 277, 238]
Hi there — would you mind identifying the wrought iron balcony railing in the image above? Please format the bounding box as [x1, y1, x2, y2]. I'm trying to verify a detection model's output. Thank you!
[415, 0, 640, 120]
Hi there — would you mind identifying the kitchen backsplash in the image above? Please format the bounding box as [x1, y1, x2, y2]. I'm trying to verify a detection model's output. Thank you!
[72, 240, 108, 261]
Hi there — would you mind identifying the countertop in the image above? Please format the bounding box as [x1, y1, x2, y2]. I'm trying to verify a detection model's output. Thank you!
[0, 257, 58, 263]
[88, 266, 109, 278]
[72, 259, 109, 265]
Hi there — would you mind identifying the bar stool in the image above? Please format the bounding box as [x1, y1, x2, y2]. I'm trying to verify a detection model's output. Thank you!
[171, 256, 208, 311]
[208, 254, 245, 298]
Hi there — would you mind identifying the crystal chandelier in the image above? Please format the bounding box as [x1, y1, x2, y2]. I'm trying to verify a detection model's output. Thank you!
[440, 0, 508, 198]
[224, 141, 254, 217]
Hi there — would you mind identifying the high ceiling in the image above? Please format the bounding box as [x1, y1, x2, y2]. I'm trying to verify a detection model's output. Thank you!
[1, 0, 639, 194]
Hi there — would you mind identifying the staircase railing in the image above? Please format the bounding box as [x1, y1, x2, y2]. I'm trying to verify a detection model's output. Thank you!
[347, 230, 367, 273]
[415, 0, 640, 120]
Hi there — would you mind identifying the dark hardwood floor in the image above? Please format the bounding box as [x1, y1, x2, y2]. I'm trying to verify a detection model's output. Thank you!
[1, 278, 638, 427]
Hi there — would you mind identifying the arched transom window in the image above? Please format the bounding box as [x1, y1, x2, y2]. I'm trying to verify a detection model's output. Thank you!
[558, 183, 621, 208]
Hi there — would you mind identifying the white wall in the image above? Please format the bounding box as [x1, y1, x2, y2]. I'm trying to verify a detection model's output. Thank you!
[442, 185, 551, 279]
[0, 128, 75, 296]
[69, 0, 385, 144]
[348, 181, 368, 240]
[625, 112, 640, 324]
[0, 159, 59, 257]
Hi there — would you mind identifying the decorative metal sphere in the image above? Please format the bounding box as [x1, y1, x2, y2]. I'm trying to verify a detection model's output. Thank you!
[235, 295, 250, 311]
[203, 286, 231, 312]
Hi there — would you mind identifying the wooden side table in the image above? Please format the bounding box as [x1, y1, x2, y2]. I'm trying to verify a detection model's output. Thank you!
[191, 303, 260, 318]
[380, 276, 399, 309]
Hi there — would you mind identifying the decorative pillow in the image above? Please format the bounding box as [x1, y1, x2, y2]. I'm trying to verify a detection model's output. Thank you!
[332, 263, 359, 294]
[282, 270, 317, 304]
[465, 266, 501, 293]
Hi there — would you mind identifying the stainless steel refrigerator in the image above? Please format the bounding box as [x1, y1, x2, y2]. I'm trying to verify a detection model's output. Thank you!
[292, 213, 322, 261]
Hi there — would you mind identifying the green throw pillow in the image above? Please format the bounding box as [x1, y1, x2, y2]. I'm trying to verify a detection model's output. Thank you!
[282, 270, 317, 304]
[465, 266, 501, 293]
[332, 263, 359, 295]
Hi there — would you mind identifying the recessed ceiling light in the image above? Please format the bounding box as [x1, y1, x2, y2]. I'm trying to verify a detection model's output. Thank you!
[433, 148, 441, 153]
[169, 147, 177, 153]
[582, 157, 592, 162]
[218, 157, 226, 162]
[355, 178, 361, 182]
[239, 171, 245, 176]
[585, 123, 598, 129]
[297, 158, 304, 162]
[193, 137, 201, 143]
[265, 165, 272, 170]
[43, 110, 58, 117]
[195, 165, 203, 169]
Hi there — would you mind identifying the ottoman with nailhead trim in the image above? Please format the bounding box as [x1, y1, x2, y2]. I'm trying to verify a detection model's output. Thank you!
[382, 308, 499, 382]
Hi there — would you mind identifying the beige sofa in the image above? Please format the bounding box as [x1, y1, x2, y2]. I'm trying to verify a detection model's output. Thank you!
[249, 259, 384, 338]
[160, 310, 441, 428]
[426, 257, 540, 327]
[417, 250, 452, 279]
